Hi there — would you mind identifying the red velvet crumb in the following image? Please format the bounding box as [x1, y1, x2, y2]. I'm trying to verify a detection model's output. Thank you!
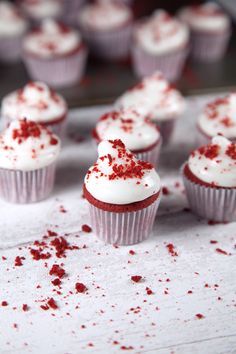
[82, 224, 92, 233]
[75, 283, 87, 293]
[131, 276, 142, 283]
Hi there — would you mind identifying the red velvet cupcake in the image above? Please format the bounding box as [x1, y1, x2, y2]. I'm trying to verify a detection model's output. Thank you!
[93, 109, 162, 166]
[182, 136, 236, 222]
[84, 139, 162, 245]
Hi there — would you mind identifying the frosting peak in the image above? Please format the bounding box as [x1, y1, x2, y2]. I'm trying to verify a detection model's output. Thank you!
[85, 140, 161, 204]
[0, 1, 28, 37]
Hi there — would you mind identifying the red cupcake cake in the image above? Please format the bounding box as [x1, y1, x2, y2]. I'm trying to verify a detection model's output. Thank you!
[1, 81, 68, 139]
[84, 139, 162, 245]
[182, 136, 236, 222]
[93, 109, 162, 166]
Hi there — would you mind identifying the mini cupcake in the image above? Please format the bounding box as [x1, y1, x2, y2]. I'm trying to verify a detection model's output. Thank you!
[197, 93, 236, 145]
[178, 2, 231, 61]
[19, 0, 63, 25]
[84, 139, 161, 245]
[93, 109, 162, 165]
[131, 10, 189, 81]
[116, 71, 185, 144]
[182, 136, 236, 222]
[1, 81, 68, 139]
[0, 119, 61, 204]
[22, 19, 88, 87]
[0, 1, 28, 62]
[78, 0, 133, 60]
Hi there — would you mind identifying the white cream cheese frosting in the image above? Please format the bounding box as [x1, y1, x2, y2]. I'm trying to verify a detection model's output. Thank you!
[134, 10, 189, 55]
[95, 109, 160, 151]
[198, 93, 236, 139]
[179, 2, 230, 33]
[85, 139, 161, 204]
[0, 119, 61, 171]
[188, 136, 236, 187]
[78, 0, 132, 31]
[116, 71, 185, 121]
[23, 19, 81, 58]
[1, 81, 67, 124]
[21, 0, 63, 20]
[0, 1, 28, 37]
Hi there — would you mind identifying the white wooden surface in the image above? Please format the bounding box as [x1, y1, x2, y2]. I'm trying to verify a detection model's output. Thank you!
[0, 95, 235, 354]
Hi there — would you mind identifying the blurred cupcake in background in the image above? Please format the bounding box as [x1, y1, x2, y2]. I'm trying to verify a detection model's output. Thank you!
[93, 109, 162, 166]
[116, 71, 185, 145]
[78, 0, 133, 61]
[197, 93, 236, 145]
[0, 119, 61, 204]
[131, 10, 189, 81]
[0, 1, 28, 62]
[178, 2, 231, 61]
[1, 81, 68, 138]
[22, 19, 88, 87]
[19, 0, 63, 25]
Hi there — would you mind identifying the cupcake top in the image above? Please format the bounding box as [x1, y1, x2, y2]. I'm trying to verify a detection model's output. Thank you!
[94, 110, 160, 151]
[188, 136, 236, 188]
[23, 19, 81, 58]
[179, 2, 230, 33]
[134, 10, 189, 55]
[0, 119, 61, 171]
[20, 0, 63, 21]
[116, 71, 185, 121]
[198, 93, 236, 139]
[0, 1, 28, 37]
[78, 0, 132, 31]
[85, 139, 161, 204]
[1, 81, 67, 124]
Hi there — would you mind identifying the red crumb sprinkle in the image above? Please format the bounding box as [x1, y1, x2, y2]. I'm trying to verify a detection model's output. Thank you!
[129, 250, 136, 255]
[120, 346, 134, 350]
[162, 186, 170, 195]
[210, 240, 218, 244]
[30, 248, 51, 261]
[40, 305, 49, 311]
[131, 276, 142, 283]
[47, 298, 58, 310]
[12, 119, 41, 143]
[198, 144, 219, 159]
[22, 304, 29, 312]
[49, 264, 66, 278]
[1, 301, 8, 306]
[75, 283, 87, 293]
[51, 278, 61, 287]
[195, 313, 205, 319]
[146, 287, 153, 295]
[82, 224, 92, 233]
[166, 243, 178, 257]
[187, 290, 193, 294]
[226, 143, 236, 160]
[215, 248, 228, 255]
[47, 230, 58, 237]
[15, 256, 24, 266]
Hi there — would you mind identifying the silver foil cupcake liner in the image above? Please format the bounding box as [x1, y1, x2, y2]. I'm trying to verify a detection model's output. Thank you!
[135, 137, 162, 166]
[89, 195, 161, 245]
[79, 22, 133, 60]
[22, 47, 88, 88]
[182, 164, 236, 222]
[190, 29, 231, 61]
[131, 44, 189, 82]
[0, 163, 56, 204]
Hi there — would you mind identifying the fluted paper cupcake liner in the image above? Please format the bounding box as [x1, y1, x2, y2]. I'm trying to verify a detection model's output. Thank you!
[152, 119, 176, 145]
[190, 29, 231, 61]
[131, 44, 189, 82]
[0, 35, 24, 62]
[0, 163, 56, 204]
[79, 22, 132, 60]
[182, 164, 236, 222]
[89, 195, 161, 245]
[135, 138, 162, 166]
[22, 47, 88, 88]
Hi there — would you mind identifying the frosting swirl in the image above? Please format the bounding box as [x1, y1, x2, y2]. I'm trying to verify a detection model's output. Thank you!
[1, 81, 67, 124]
[134, 10, 189, 55]
[95, 109, 160, 151]
[0, 119, 61, 171]
[23, 19, 81, 58]
[20, 0, 63, 20]
[116, 71, 185, 121]
[188, 136, 236, 188]
[198, 93, 236, 139]
[0, 1, 28, 37]
[179, 3, 230, 32]
[85, 139, 161, 204]
[79, 0, 132, 31]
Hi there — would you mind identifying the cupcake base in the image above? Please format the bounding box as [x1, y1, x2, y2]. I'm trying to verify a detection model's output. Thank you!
[131, 44, 189, 82]
[152, 119, 176, 145]
[0, 163, 56, 204]
[22, 46, 88, 88]
[182, 163, 236, 222]
[134, 137, 162, 166]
